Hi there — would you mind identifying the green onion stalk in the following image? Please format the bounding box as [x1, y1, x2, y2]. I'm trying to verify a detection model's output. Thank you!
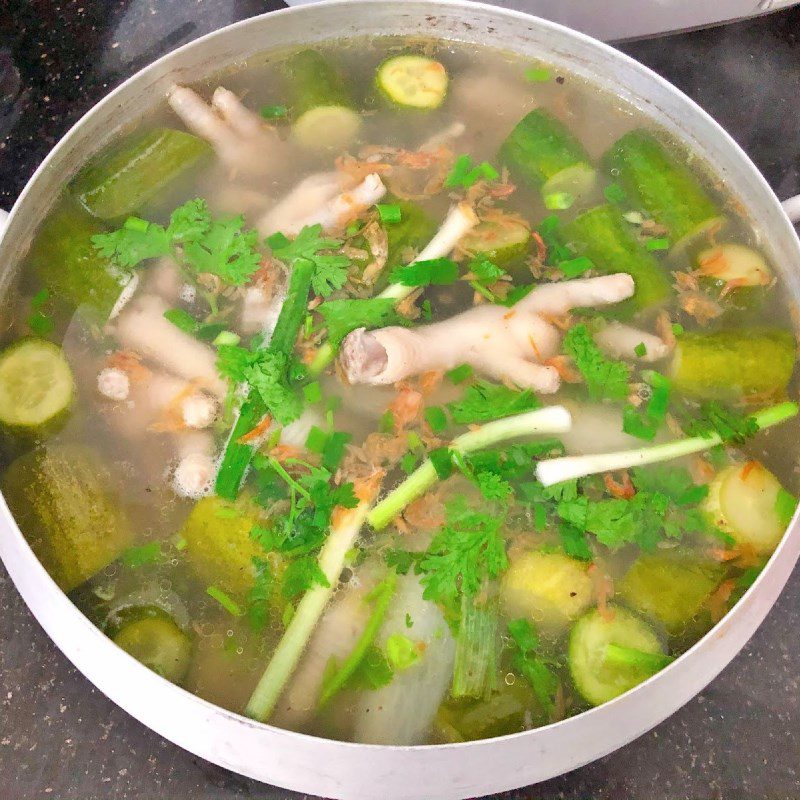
[536, 401, 798, 487]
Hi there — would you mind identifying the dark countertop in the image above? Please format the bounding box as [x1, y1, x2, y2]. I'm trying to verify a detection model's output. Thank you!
[2, 3, 800, 799]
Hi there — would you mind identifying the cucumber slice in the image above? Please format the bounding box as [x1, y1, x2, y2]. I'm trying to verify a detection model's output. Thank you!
[113, 613, 192, 683]
[501, 109, 597, 202]
[500, 551, 594, 633]
[29, 200, 131, 317]
[292, 105, 363, 152]
[563, 204, 672, 313]
[285, 50, 362, 151]
[697, 243, 772, 287]
[71, 128, 210, 220]
[671, 329, 795, 401]
[703, 463, 789, 555]
[376, 55, 448, 110]
[0, 338, 74, 432]
[569, 605, 664, 706]
[602, 130, 723, 250]
[459, 215, 530, 265]
[618, 554, 723, 635]
[2, 444, 133, 592]
[541, 162, 598, 203]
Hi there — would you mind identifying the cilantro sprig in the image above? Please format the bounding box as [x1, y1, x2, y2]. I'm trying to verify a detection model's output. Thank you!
[93, 198, 261, 286]
[562, 323, 630, 401]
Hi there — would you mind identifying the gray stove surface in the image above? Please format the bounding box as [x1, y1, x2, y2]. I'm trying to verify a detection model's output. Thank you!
[1, 3, 799, 798]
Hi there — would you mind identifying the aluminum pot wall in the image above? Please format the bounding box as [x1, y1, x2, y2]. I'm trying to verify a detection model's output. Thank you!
[1, 2, 799, 798]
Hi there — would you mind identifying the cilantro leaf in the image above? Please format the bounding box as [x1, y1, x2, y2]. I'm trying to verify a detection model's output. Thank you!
[630, 466, 708, 507]
[92, 198, 260, 286]
[317, 297, 407, 346]
[92, 217, 170, 268]
[447, 380, 540, 424]
[281, 555, 330, 600]
[418, 497, 508, 608]
[268, 224, 350, 298]
[562, 323, 630, 401]
[507, 618, 559, 714]
[182, 214, 261, 285]
[388, 257, 459, 287]
[683, 401, 759, 444]
[622, 370, 671, 441]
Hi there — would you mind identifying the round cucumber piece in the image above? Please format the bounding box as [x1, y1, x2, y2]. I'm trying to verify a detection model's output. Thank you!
[541, 162, 598, 204]
[569, 605, 664, 706]
[703, 463, 788, 555]
[501, 551, 593, 633]
[376, 55, 448, 109]
[460, 216, 530, 265]
[113, 614, 192, 683]
[697, 243, 772, 287]
[292, 105, 362, 151]
[0, 338, 74, 431]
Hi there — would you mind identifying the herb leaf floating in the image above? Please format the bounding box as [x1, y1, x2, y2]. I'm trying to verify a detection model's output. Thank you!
[93, 198, 261, 285]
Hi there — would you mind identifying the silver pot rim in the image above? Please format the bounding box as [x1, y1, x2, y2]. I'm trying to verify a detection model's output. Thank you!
[1, 2, 798, 797]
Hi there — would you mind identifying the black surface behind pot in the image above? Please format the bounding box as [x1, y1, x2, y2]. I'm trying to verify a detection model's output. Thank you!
[1, 2, 799, 798]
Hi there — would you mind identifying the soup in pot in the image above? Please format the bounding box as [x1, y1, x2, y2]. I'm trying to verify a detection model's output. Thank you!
[1, 37, 797, 744]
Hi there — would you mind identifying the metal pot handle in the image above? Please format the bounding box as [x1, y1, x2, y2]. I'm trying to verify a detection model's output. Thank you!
[782, 195, 800, 225]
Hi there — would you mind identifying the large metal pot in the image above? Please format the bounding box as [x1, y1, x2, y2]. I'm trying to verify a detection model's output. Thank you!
[1, 2, 798, 798]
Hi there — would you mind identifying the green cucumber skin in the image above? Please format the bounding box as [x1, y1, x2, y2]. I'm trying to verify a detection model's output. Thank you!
[563, 204, 672, 312]
[70, 128, 210, 220]
[672, 329, 796, 401]
[285, 50, 353, 116]
[602, 130, 720, 244]
[2, 443, 132, 592]
[500, 109, 593, 190]
[29, 200, 130, 317]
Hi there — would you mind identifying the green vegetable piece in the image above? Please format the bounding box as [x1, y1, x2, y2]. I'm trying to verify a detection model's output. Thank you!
[602, 129, 723, 249]
[703, 462, 791, 556]
[29, 200, 132, 316]
[388, 257, 458, 287]
[285, 50, 361, 150]
[671, 329, 795, 401]
[376, 54, 448, 109]
[500, 109, 597, 201]
[452, 591, 499, 699]
[618, 553, 724, 634]
[501, 551, 593, 633]
[113, 613, 192, 683]
[569, 605, 665, 706]
[71, 128, 210, 220]
[2, 443, 132, 592]
[385, 632, 421, 671]
[180, 495, 262, 597]
[459, 216, 530, 265]
[384, 200, 437, 272]
[0, 338, 73, 435]
[563, 204, 673, 312]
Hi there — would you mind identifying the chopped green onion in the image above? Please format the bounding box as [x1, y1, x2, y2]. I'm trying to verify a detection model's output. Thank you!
[376, 203, 402, 224]
[524, 66, 552, 82]
[207, 585, 244, 617]
[672, 323, 684, 336]
[634, 342, 647, 357]
[305, 425, 328, 454]
[424, 406, 448, 433]
[385, 633, 421, 671]
[121, 541, 162, 568]
[645, 237, 670, 251]
[303, 381, 323, 404]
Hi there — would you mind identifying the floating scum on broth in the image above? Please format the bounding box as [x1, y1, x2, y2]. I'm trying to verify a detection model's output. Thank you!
[2, 36, 799, 745]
